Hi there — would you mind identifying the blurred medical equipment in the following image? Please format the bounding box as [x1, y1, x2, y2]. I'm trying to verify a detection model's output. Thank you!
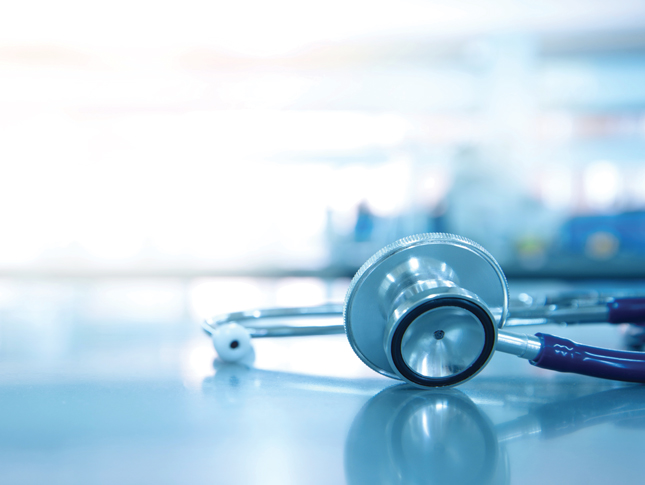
[203, 233, 645, 388]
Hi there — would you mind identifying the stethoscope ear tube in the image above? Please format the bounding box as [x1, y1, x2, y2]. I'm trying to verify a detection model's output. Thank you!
[530, 333, 645, 383]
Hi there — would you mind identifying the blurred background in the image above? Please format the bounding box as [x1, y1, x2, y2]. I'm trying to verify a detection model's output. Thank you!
[2, 0, 645, 282]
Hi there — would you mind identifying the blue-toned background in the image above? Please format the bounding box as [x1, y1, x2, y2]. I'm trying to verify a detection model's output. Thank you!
[2, 0, 645, 278]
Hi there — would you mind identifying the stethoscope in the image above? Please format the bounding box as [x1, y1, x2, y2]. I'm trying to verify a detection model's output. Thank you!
[202, 233, 645, 388]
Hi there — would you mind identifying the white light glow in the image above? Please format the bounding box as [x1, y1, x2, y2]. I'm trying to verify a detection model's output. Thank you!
[3, 0, 644, 58]
[181, 341, 216, 390]
[219, 74, 314, 109]
[0, 106, 410, 269]
[0, 0, 482, 57]
[363, 158, 413, 216]
[539, 165, 575, 211]
[83, 280, 187, 323]
[583, 160, 621, 211]
[189, 278, 270, 321]
[330, 158, 413, 218]
[416, 166, 453, 209]
[275, 278, 328, 307]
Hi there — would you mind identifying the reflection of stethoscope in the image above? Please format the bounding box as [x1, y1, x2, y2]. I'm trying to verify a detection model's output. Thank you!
[204, 363, 645, 485]
[346, 387, 502, 485]
[346, 384, 645, 485]
[202, 233, 645, 388]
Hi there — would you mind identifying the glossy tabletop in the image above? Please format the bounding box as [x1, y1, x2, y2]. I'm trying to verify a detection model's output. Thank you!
[1, 278, 645, 484]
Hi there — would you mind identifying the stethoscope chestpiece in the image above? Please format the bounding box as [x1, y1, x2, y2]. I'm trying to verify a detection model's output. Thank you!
[343, 233, 509, 388]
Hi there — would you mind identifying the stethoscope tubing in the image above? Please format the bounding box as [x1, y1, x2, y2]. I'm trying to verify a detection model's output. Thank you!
[202, 297, 645, 335]
[203, 297, 645, 383]
[532, 332, 645, 382]
[202, 304, 345, 338]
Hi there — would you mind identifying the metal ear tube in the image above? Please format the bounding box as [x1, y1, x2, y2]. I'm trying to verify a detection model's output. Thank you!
[203, 233, 645, 388]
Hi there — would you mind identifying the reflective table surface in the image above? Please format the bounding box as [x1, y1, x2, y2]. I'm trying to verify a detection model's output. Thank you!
[1, 277, 645, 484]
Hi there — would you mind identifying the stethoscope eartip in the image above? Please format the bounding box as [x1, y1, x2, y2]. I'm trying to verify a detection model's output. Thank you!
[212, 323, 253, 363]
